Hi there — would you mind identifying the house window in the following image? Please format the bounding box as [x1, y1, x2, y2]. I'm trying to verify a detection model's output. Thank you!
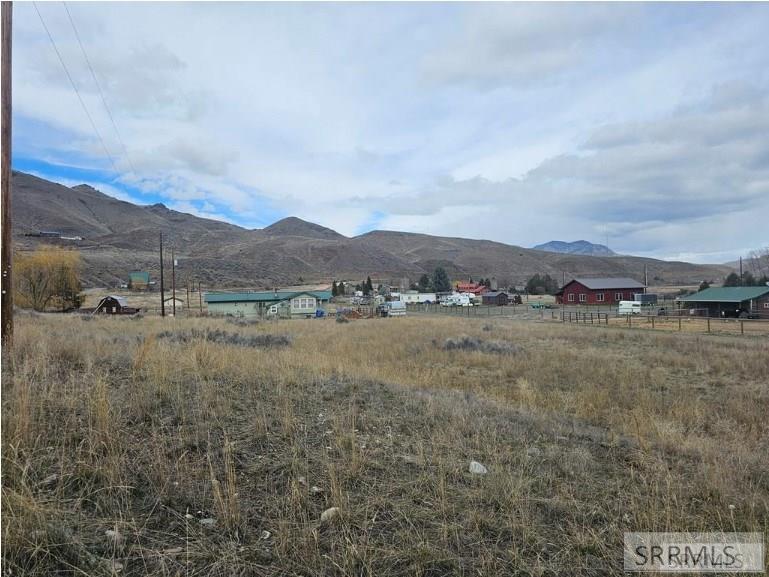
[292, 297, 316, 310]
[615, 292, 623, 301]
[568, 293, 575, 302]
[596, 293, 605, 302]
[764, 302, 769, 309]
[579, 294, 586, 303]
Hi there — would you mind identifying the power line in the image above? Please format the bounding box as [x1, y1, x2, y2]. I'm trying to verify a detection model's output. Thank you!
[32, 1, 121, 177]
[62, 1, 138, 177]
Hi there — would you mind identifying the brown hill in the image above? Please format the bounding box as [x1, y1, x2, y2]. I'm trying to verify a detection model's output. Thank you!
[11, 171, 734, 288]
[264, 216, 345, 240]
[355, 230, 733, 287]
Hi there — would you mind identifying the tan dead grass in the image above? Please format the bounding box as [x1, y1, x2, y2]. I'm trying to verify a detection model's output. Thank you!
[2, 312, 768, 575]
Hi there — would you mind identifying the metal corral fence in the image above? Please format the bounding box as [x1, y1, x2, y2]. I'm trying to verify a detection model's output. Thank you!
[406, 301, 769, 336]
[559, 309, 769, 336]
[406, 302, 548, 318]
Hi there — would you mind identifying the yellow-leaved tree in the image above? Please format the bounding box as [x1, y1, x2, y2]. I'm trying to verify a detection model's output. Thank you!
[15, 245, 83, 311]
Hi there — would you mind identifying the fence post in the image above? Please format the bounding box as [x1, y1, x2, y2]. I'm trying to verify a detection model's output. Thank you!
[741, 320, 744, 335]
[678, 316, 682, 331]
[707, 317, 710, 333]
[651, 316, 655, 329]
[629, 314, 632, 328]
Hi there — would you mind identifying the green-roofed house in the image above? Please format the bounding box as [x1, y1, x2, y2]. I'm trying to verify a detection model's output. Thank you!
[204, 290, 332, 318]
[677, 286, 769, 319]
[128, 271, 150, 290]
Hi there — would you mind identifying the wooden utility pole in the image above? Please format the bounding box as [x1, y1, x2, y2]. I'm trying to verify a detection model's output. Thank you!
[1, 2, 13, 346]
[171, 249, 176, 316]
[198, 281, 202, 314]
[159, 232, 165, 317]
[739, 257, 743, 286]
[186, 279, 189, 314]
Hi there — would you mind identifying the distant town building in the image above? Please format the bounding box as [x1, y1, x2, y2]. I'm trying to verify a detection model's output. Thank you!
[93, 295, 141, 315]
[455, 282, 487, 296]
[163, 296, 186, 310]
[556, 277, 646, 305]
[399, 291, 436, 304]
[128, 271, 150, 290]
[482, 291, 509, 306]
[204, 290, 332, 318]
[677, 286, 769, 319]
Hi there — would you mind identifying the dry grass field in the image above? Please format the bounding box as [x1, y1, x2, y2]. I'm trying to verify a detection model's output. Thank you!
[2, 313, 768, 576]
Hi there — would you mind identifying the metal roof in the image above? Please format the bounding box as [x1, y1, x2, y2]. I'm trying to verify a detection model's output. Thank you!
[129, 271, 150, 281]
[570, 277, 646, 290]
[482, 291, 507, 297]
[204, 290, 332, 304]
[678, 286, 769, 303]
[100, 295, 128, 307]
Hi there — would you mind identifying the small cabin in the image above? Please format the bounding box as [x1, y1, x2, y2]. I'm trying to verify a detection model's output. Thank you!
[482, 291, 509, 306]
[93, 295, 140, 315]
[163, 296, 186, 310]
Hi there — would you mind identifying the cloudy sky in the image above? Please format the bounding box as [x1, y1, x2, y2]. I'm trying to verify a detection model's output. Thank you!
[12, 2, 769, 262]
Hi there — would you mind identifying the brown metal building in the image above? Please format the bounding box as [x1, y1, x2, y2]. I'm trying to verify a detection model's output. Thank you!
[481, 291, 509, 306]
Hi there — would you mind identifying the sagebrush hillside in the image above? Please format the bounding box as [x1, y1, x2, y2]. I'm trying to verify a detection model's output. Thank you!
[12, 171, 734, 287]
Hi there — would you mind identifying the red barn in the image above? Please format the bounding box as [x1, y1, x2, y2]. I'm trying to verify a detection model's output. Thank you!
[556, 277, 646, 305]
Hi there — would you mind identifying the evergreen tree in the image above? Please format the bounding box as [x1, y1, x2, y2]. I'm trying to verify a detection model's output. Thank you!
[723, 272, 741, 287]
[417, 273, 431, 292]
[698, 280, 710, 292]
[525, 273, 559, 295]
[337, 281, 345, 295]
[331, 280, 338, 297]
[742, 271, 756, 286]
[366, 276, 373, 293]
[432, 267, 451, 293]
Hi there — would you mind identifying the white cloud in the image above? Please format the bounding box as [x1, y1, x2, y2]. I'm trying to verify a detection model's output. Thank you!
[12, 2, 769, 262]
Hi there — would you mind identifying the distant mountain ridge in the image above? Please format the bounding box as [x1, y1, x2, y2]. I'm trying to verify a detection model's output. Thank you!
[11, 171, 734, 288]
[533, 240, 616, 256]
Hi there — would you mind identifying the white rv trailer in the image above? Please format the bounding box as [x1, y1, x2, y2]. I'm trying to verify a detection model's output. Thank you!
[441, 293, 473, 307]
[399, 291, 437, 304]
[618, 301, 642, 315]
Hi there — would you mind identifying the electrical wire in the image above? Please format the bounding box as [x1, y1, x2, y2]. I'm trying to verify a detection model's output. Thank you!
[32, 1, 121, 177]
[62, 1, 138, 177]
